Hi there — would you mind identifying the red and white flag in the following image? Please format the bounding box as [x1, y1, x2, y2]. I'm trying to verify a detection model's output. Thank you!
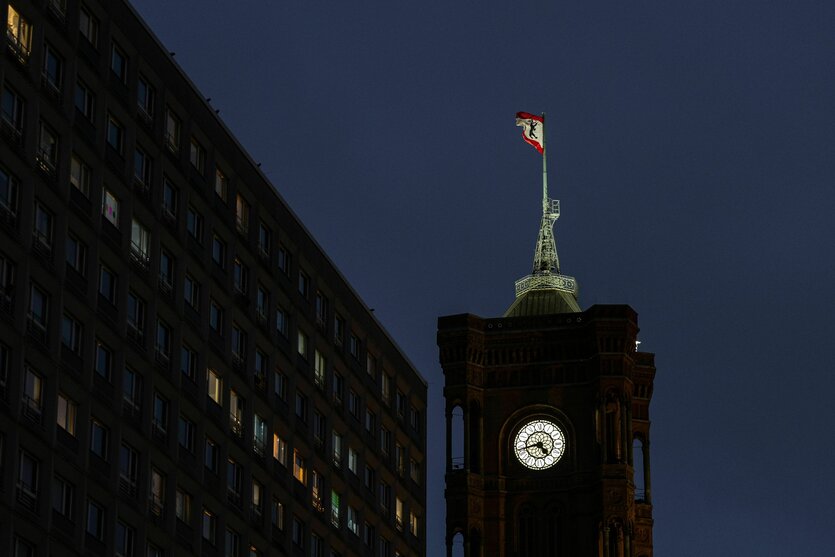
[515, 112, 544, 154]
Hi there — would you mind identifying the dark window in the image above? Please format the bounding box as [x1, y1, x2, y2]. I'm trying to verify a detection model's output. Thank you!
[111, 43, 127, 83]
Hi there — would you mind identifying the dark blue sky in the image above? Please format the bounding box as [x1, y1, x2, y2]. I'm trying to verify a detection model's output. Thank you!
[133, 1, 835, 554]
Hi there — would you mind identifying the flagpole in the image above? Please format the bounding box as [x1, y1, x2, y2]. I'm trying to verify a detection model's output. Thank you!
[541, 112, 548, 214]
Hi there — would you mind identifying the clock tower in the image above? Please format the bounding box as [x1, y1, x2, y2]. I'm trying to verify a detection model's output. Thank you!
[439, 115, 656, 556]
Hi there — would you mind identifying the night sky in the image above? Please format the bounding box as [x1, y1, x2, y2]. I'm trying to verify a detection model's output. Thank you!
[132, 1, 835, 554]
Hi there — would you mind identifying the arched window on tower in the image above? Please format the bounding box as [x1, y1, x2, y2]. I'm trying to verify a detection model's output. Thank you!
[468, 401, 481, 473]
[633, 437, 645, 502]
[451, 405, 465, 471]
[469, 528, 481, 557]
[451, 531, 465, 557]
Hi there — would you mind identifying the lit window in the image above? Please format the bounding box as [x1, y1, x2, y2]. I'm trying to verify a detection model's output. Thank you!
[348, 447, 358, 474]
[149, 468, 165, 515]
[272, 498, 285, 530]
[292, 448, 306, 484]
[130, 218, 150, 262]
[176, 488, 192, 522]
[272, 433, 288, 466]
[235, 194, 249, 234]
[347, 506, 359, 536]
[207, 369, 222, 405]
[297, 329, 308, 358]
[101, 188, 119, 227]
[7, 5, 32, 60]
[330, 490, 341, 527]
[395, 497, 404, 531]
[56, 392, 77, 435]
[22, 367, 43, 415]
[409, 510, 420, 537]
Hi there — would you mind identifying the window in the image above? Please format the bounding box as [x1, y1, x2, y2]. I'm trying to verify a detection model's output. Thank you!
[116, 520, 134, 557]
[13, 536, 34, 557]
[101, 188, 119, 228]
[330, 490, 341, 527]
[347, 506, 359, 536]
[365, 409, 376, 434]
[214, 168, 227, 201]
[380, 428, 391, 455]
[396, 443, 406, 477]
[165, 109, 180, 153]
[272, 433, 288, 466]
[107, 114, 124, 153]
[149, 468, 165, 516]
[295, 392, 307, 422]
[87, 499, 104, 539]
[42, 43, 63, 91]
[252, 478, 264, 516]
[298, 270, 310, 298]
[396, 391, 406, 417]
[111, 43, 127, 83]
[315, 292, 328, 327]
[349, 334, 360, 360]
[159, 248, 174, 288]
[409, 511, 420, 537]
[225, 528, 240, 557]
[28, 282, 48, 330]
[79, 6, 98, 46]
[90, 418, 109, 459]
[235, 194, 249, 234]
[75, 81, 95, 122]
[233, 258, 248, 293]
[178, 414, 195, 452]
[230, 390, 244, 436]
[348, 390, 360, 420]
[205, 437, 219, 473]
[227, 457, 242, 500]
[271, 498, 285, 530]
[53, 474, 74, 518]
[70, 154, 91, 196]
[211, 235, 226, 268]
[137, 75, 154, 119]
[258, 223, 270, 257]
[253, 414, 267, 455]
[297, 330, 308, 359]
[313, 411, 326, 445]
[410, 406, 422, 433]
[207, 368, 222, 405]
[274, 370, 287, 401]
[382, 374, 391, 404]
[1, 85, 24, 135]
[33, 200, 53, 249]
[292, 517, 304, 549]
[254, 348, 267, 386]
[22, 367, 43, 416]
[186, 206, 203, 241]
[276, 307, 288, 337]
[147, 543, 163, 557]
[130, 219, 150, 263]
[334, 314, 344, 346]
[331, 431, 342, 466]
[314, 350, 325, 389]
[56, 392, 77, 435]
[255, 286, 269, 321]
[162, 178, 177, 219]
[189, 138, 205, 172]
[311, 533, 324, 557]
[293, 448, 306, 484]
[277, 246, 290, 276]
[6, 5, 32, 60]
[176, 488, 192, 523]
[332, 373, 344, 404]
[348, 447, 358, 475]
[125, 292, 145, 342]
[181, 344, 197, 381]
[410, 458, 421, 484]
[122, 367, 141, 410]
[364, 465, 375, 492]
[18, 448, 39, 499]
[99, 264, 117, 304]
[209, 299, 223, 333]
[202, 509, 216, 544]
[156, 320, 171, 361]
[379, 481, 390, 512]
[61, 312, 83, 354]
[152, 392, 168, 434]
[184, 273, 200, 310]
[65, 233, 86, 277]
[119, 443, 138, 486]
[1, 166, 19, 215]
[364, 522, 375, 550]
[230, 326, 247, 361]
[395, 497, 404, 531]
[134, 147, 152, 188]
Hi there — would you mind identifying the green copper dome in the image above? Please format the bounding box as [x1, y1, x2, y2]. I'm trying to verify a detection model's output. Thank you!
[503, 287, 581, 317]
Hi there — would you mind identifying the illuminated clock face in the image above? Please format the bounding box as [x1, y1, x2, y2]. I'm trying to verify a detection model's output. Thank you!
[513, 419, 566, 470]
